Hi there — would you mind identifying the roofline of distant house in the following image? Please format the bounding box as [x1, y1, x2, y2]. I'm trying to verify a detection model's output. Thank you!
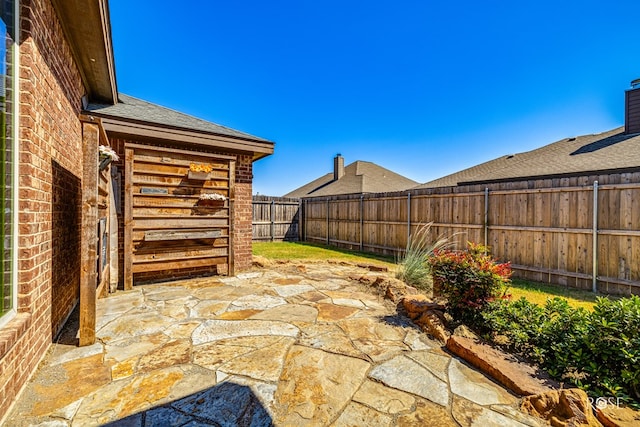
[90, 115, 275, 160]
[455, 166, 640, 187]
[52, 0, 118, 103]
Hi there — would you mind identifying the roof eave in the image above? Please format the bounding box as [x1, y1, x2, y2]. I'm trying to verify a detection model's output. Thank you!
[93, 116, 274, 161]
[51, 0, 118, 103]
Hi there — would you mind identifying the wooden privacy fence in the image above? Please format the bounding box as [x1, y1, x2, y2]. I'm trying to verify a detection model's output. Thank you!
[301, 181, 640, 296]
[252, 196, 301, 241]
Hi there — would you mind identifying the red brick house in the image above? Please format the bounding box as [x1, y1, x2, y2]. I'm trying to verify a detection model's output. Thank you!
[0, 0, 273, 419]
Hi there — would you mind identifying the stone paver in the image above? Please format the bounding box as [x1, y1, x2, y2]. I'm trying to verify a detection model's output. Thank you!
[5, 261, 544, 427]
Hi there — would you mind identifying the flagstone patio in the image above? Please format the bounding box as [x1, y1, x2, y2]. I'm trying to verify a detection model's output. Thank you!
[5, 262, 544, 426]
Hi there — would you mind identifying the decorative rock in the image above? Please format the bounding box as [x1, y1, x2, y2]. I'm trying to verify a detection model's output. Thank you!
[193, 342, 254, 371]
[50, 398, 83, 421]
[596, 405, 640, 427]
[490, 404, 547, 427]
[406, 350, 450, 382]
[397, 398, 458, 426]
[446, 335, 559, 396]
[73, 367, 185, 425]
[192, 319, 299, 345]
[49, 342, 103, 366]
[385, 280, 419, 302]
[273, 284, 316, 297]
[521, 389, 602, 427]
[227, 294, 286, 311]
[97, 311, 175, 341]
[332, 402, 393, 426]
[236, 272, 262, 280]
[415, 310, 451, 342]
[369, 355, 450, 407]
[95, 290, 144, 317]
[188, 300, 230, 318]
[274, 346, 370, 425]
[357, 263, 389, 272]
[165, 364, 218, 401]
[216, 309, 263, 320]
[453, 396, 532, 427]
[164, 321, 202, 339]
[250, 304, 318, 323]
[404, 329, 435, 351]
[169, 380, 273, 426]
[223, 374, 278, 409]
[454, 324, 481, 340]
[402, 294, 446, 320]
[337, 317, 409, 360]
[27, 421, 68, 427]
[218, 337, 295, 382]
[332, 297, 366, 308]
[31, 354, 112, 416]
[287, 290, 331, 304]
[297, 323, 364, 359]
[448, 359, 516, 406]
[352, 380, 415, 414]
[351, 274, 385, 287]
[273, 277, 302, 285]
[252, 255, 274, 268]
[143, 406, 193, 427]
[316, 303, 359, 321]
[136, 339, 191, 373]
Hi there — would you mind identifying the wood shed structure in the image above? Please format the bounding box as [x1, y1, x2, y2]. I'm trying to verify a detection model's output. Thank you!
[85, 94, 274, 289]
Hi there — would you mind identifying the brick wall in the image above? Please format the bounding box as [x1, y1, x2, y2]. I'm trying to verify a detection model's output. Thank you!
[0, 0, 85, 419]
[233, 154, 253, 272]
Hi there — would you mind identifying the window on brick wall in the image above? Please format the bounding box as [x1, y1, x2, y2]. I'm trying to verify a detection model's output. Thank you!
[0, 0, 15, 324]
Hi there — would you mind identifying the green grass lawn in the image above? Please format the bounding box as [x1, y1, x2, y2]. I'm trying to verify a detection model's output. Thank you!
[253, 241, 396, 268]
[253, 242, 602, 309]
[507, 279, 601, 310]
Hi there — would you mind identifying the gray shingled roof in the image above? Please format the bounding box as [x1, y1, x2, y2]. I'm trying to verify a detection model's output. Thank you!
[284, 161, 418, 198]
[85, 93, 271, 143]
[415, 127, 640, 189]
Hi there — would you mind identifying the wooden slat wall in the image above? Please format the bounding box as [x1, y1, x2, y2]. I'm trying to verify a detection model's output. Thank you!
[300, 172, 640, 296]
[125, 144, 232, 283]
[252, 196, 301, 241]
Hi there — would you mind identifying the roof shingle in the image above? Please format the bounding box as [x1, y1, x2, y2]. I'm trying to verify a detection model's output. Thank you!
[415, 127, 640, 189]
[284, 160, 418, 198]
[85, 93, 272, 143]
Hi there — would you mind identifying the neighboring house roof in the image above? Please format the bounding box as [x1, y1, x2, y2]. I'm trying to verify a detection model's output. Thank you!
[284, 161, 418, 198]
[415, 127, 640, 189]
[85, 93, 274, 159]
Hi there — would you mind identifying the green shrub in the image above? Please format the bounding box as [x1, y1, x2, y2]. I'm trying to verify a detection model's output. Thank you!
[428, 242, 511, 324]
[481, 295, 640, 407]
[396, 222, 450, 291]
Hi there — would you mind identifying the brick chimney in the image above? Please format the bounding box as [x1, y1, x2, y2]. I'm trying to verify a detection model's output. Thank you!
[625, 78, 640, 134]
[333, 154, 345, 181]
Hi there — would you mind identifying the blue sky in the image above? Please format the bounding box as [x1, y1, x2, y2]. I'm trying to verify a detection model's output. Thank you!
[110, 1, 639, 196]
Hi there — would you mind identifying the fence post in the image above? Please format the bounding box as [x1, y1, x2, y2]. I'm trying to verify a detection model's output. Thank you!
[360, 195, 364, 251]
[326, 198, 330, 246]
[270, 199, 275, 241]
[407, 192, 411, 247]
[303, 199, 307, 242]
[298, 199, 303, 242]
[484, 187, 489, 248]
[592, 181, 599, 293]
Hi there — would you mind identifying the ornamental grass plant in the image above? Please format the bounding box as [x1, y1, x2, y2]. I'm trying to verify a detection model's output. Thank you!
[395, 222, 452, 292]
